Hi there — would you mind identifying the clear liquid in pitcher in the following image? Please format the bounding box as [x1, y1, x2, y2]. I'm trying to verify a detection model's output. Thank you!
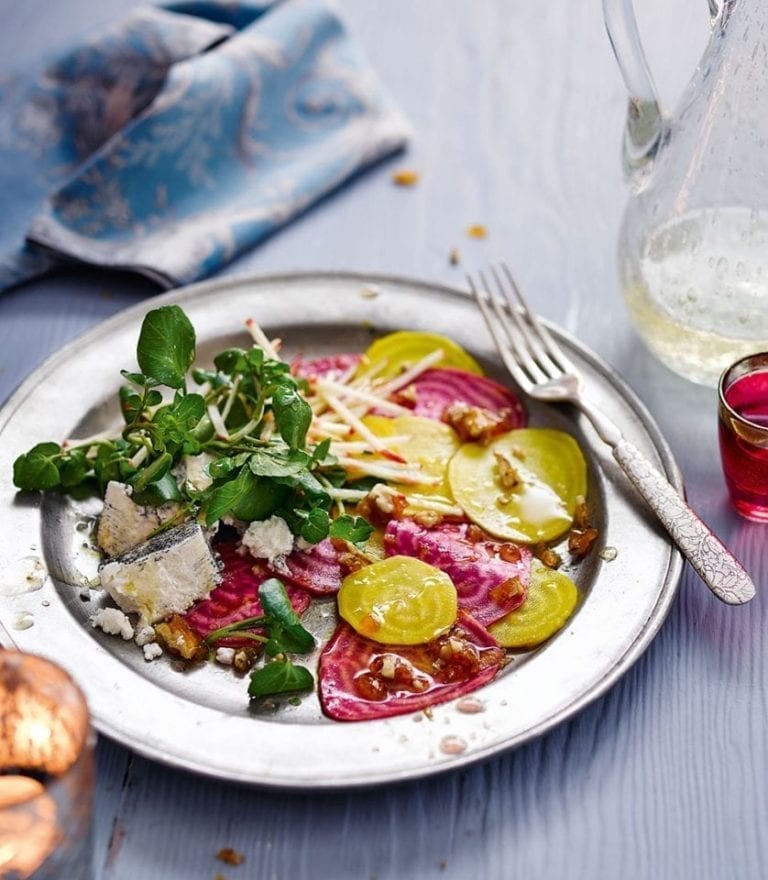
[621, 207, 768, 386]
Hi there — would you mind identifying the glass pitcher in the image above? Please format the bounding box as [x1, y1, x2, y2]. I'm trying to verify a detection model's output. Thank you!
[604, 0, 768, 385]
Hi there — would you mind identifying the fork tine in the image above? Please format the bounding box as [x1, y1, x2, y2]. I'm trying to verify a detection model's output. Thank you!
[467, 274, 532, 391]
[498, 262, 576, 375]
[478, 269, 549, 386]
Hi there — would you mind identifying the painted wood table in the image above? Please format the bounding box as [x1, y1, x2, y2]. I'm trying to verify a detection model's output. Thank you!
[1, 1, 765, 878]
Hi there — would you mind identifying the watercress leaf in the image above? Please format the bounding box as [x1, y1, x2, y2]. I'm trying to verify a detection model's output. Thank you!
[137, 305, 196, 389]
[271, 385, 312, 450]
[299, 507, 330, 544]
[146, 389, 163, 407]
[119, 387, 143, 424]
[131, 471, 182, 506]
[246, 347, 264, 370]
[172, 392, 206, 423]
[231, 475, 288, 521]
[213, 348, 248, 375]
[59, 451, 90, 488]
[259, 578, 301, 627]
[13, 442, 62, 491]
[248, 448, 311, 478]
[120, 370, 149, 387]
[130, 451, 173, 492]
[329, 514, 374, 546]
[248, 659, 314, 699]
[311, 437, 334, 465]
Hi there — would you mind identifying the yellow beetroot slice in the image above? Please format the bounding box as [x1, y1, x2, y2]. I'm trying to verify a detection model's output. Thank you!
[184, 540, 310, 641]
[319, 611, 504, 721]
[384, 519, 529, 626]
[397, 367, 527, 425]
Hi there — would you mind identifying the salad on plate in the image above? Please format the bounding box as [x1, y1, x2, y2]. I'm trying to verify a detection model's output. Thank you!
[12, 305, 598, 722]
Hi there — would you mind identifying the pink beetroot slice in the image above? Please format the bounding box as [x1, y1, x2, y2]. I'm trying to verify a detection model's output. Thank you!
[292, 353, 362, 381]
[184, 540, 311, 640]
[319, 610, 504, 721]
[384, 520, 530, 626]
[271, 538, 343, 596]
[395, 366, 527, 424]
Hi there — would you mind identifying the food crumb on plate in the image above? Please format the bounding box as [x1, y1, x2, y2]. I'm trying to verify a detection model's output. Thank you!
[599, 546, 618, 561]
[391, 169, 419, 186]
[216, 847, 245, 866]
[449, 247, 460, 265]
[466, 224, 487, 239]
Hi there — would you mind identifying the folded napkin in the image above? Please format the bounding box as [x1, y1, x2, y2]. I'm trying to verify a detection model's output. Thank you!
[0, 0, 410, 292]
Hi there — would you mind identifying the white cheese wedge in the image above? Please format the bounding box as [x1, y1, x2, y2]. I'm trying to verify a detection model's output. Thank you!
[96, 481, 178, 557]
[98, 522, 219, 624]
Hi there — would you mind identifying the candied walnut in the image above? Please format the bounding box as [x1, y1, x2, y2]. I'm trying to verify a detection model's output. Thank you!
[355, 672, 387, 701]
[568, 495, 599, 558]
[569, 527, 599, 558]
[431, 632, 481, 682]
[155, 615, 206, 662]
[498, 543, 523, 563]
[412, 509, 443, 528]
[370, 654, 429, 692]
[330, 537, 372, 574]
[466, 524, 487, 543]
[493, 450, 522, 489]
[395, 384, 419, 404]
[357, 483, 407, 527]
[443, 403, 517, 445]
[489, 576, 524, 605]
[532, 543, 562, 569]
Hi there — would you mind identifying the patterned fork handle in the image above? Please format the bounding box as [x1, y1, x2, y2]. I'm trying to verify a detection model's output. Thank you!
[614, 439, 755, 605]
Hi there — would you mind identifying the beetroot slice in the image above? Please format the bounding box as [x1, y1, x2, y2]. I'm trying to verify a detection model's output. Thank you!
[292, 353, 362, 381]
[319, 610, 504, 721]
[384, 520, 530, 626]
[396, 366, 527, 424]
[184, 540, 311, 642]
[271, 538, 343, 596]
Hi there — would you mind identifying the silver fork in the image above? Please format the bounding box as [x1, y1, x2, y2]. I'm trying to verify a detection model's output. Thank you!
[470, 263, 755, 606]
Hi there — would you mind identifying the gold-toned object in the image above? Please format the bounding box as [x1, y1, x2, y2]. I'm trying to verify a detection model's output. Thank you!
[0, 650, 93, 879]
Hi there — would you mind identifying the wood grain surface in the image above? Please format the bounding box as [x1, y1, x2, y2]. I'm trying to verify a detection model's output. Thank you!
[2, 1, 765, 879]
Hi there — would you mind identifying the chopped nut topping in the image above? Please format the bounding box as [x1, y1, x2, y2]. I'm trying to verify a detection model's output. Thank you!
[443, 403, 517, 445]
[494, 450, 521, 490]
[498, 543, 522, 563]
[330, 537, 374, 574]
[412, 509, 443, 528]
[154, 616, 206, 662]
[233, 647, 260, 673]
[357, 483, 407, 526]
[568, 496, 599, 558]
[489, 576, 524, 605]
[533, 543, 563, 569]
[466, 524, 487, 543]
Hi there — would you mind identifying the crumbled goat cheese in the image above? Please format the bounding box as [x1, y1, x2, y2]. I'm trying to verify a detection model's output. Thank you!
[215, 647, 236, 666]
[241, 516, 294, 566]
[143, 642, 163, 661]
[134, 624, 156, 647]
[91, 607, 135, 641]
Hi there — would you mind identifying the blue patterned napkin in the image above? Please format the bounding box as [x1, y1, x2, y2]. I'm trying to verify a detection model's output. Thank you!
[0, 1, 410, 291]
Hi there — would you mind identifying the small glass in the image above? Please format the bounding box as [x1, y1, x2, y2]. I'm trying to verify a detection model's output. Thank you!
[718, 352, 768, 520]
[0, 651, 93, 880]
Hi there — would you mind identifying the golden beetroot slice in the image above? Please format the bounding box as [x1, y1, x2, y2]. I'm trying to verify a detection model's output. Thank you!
[319, 611, 504, 721]
[384, 520, 530, 626]
[184, 540, 311, 640]
[272, 538, 343, 596]
[396, 367, 527, 425]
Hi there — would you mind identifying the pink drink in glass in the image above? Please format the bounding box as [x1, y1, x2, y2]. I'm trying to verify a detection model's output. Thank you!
[718, 353, 768, 520]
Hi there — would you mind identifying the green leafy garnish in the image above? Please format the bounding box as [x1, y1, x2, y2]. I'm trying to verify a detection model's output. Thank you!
[248, 659, 314, 699]
[11, 305, 371, 546]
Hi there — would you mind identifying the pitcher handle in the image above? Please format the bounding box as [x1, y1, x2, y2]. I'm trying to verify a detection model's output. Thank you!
[603, 0, 725, 179]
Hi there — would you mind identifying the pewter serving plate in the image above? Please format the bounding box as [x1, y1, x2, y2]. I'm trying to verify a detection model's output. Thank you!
[0, 272, 682, 789]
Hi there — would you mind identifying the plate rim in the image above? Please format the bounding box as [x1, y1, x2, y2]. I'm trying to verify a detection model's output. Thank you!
[0, 269, 683, 789]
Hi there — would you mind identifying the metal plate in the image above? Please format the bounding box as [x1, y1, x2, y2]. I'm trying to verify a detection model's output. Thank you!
[0, 271, 682, 789]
